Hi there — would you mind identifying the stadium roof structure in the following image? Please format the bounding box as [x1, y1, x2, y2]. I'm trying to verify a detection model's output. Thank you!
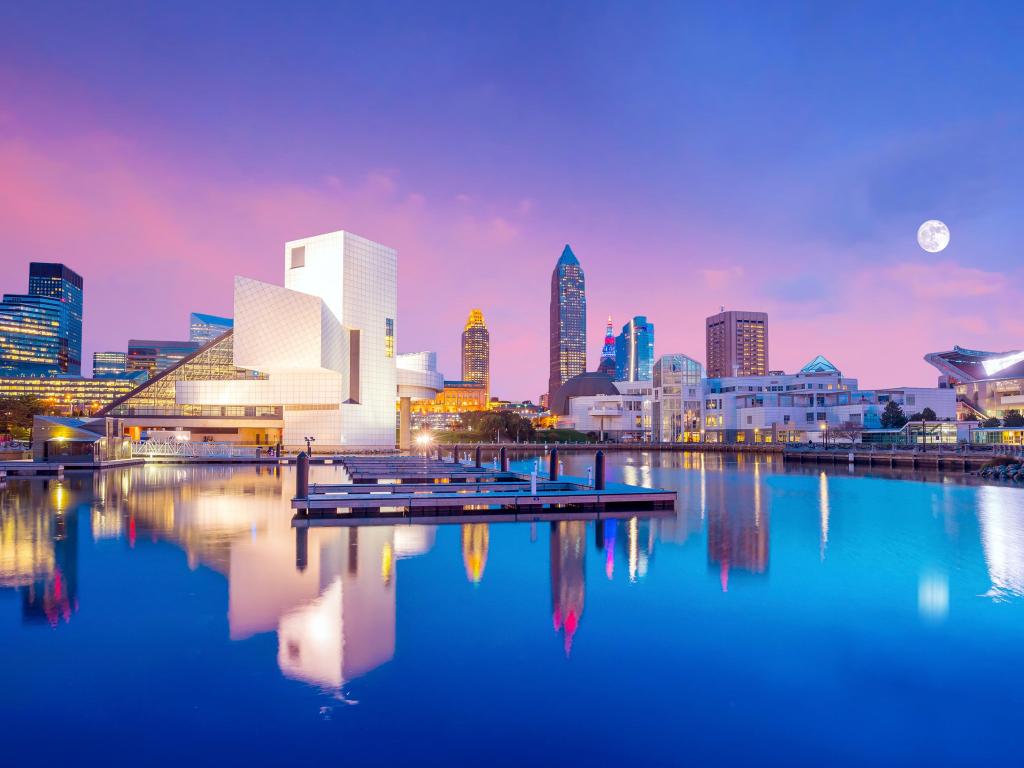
[925, 345, 1024, 383]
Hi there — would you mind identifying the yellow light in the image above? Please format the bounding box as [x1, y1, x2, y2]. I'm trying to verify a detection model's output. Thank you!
[415, 432, 433, 446]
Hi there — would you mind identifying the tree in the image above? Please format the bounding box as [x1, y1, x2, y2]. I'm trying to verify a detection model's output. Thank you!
[981, 416, 1002, 428]
[880, 400, 908, 429]
[830, 421, 864, 445]
[1004, 410, 1024, 428]
[0, 396, 48, 440]
[920, 407, 938, 421]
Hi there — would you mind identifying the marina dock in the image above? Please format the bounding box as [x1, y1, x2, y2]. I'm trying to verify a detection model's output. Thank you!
[291, 453, 676, 526]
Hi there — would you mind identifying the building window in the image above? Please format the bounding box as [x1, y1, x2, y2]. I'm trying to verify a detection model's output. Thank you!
[806, 412, 814, 422]
[907, 395, 916, 406]
[385, 318, 394, 358]
[784, 415, 791, 424]
[290, 246, 305, 269]
[817, 412, 826, 420]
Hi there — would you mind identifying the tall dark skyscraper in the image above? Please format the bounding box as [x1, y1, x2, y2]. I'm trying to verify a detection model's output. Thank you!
[548, 245, 586, 401]
[28, 263, 83, 375]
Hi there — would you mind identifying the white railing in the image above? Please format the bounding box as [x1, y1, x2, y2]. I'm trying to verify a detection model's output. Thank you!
[131, 441, 261, 459]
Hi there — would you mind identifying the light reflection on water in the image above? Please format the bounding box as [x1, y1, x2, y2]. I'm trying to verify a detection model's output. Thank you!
[2, 452, 1024, 764]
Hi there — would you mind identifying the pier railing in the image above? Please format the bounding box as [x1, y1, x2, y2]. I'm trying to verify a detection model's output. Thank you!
[130, 441, 261, 459]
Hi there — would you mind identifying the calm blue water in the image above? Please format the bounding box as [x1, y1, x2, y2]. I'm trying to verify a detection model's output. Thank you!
[2, 452, 1024, 765]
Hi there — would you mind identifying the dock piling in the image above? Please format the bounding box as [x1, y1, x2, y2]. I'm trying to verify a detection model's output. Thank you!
[595, 450, 605, 490]
[549, 448, 559, 481]
[296, 451, 309, 502]
[500, 446, 509, 472]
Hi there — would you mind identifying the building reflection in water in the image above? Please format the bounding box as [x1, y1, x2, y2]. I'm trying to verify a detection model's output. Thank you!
[105, 465, 437, 692]
[461, 524, 489, 583]
[550, 521, 586, 655]
[977, 484, 1024, 600]
[706, 463, 769, 591]
[0, 479, 80, 626]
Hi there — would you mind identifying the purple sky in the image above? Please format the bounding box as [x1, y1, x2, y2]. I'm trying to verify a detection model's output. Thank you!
[1, 2, 1022, 399]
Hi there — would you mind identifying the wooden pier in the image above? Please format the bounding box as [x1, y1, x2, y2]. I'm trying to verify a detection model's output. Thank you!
[291, 453, 676, 526]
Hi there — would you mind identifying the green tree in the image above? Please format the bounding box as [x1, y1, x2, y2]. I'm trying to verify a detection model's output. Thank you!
[1003, 410, 1024, 428]
[880, 400, 908, 429]
[920, 407, 938, 421]
[981, 416, 1002, 428]
[0, 396, 47, 440]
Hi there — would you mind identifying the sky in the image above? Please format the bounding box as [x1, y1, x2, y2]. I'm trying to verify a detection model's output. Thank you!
[1, 1, 1022, 399]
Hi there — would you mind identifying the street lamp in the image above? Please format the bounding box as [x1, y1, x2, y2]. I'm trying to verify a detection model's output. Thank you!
[303, 436, 316, 454]
[820, 422, 828, 448]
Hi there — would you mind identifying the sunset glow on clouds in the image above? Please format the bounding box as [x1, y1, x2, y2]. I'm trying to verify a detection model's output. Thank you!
[1, 2, 1022, 399]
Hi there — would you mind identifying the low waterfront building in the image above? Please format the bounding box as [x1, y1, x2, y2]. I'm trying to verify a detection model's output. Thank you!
[703, 356, 956, 444]
[0, 375, 140, 415]
[409, 379, 488, 432]
[553, 372, 652, 440]
[31, 415, 131, 463]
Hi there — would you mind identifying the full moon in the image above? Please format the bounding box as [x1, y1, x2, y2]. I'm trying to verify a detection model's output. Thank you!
[917, 219, 950, 253]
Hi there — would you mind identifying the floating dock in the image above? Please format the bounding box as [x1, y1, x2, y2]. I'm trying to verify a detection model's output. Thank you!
[291, 453, 676, 526]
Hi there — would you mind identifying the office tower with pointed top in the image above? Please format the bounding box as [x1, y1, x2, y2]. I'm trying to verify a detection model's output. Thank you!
[597, 316, 616, 376]
[548, 245, 586, 401]
[461, 308, 490, 399]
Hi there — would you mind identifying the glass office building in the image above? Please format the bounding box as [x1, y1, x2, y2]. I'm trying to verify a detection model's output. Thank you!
[548, 245, 586, 402]
[615, 316, 655, 382]
[189, 312, 234, 345]
[28, 262, 84, 375]
[0, 293, 64, 376]
[652, 354, 704, 442]
[127, 339, 200, 379]
[93, 351, 127, 377]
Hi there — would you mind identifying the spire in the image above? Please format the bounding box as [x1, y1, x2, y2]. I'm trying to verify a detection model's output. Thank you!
[557, 244, 579, 266]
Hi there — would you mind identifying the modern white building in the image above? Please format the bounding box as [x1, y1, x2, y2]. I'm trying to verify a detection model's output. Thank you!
[703, 356, 956, 444]
[102, 230, 441, 450]
[560, 378, 653, 440]
[553, 354, 956, 445]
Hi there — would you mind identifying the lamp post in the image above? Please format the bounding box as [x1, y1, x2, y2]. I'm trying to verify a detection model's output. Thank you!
[820, 422, 828, 448]
[304, 436, 315, 454]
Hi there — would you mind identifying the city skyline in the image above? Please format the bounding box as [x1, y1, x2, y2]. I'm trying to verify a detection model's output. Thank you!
[2, 4, 1023, 400]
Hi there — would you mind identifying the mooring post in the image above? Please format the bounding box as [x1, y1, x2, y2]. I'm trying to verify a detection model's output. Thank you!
[452, 444, 459, 464]
[475, 446, 482, 468]
[549, 448, 559, 481]
[296, 451, 310, 501]
[595, 449, 605, 490]
[500, 446, 509, 472]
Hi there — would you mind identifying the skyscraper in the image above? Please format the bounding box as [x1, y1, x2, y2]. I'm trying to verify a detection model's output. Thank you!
[0, 293, 64, 376]
[461, 308, 490, 399]
[614, 315, 655, 381]
[28, 263, 83, 375]
[548, 245, 586, 401]
[597, 316, 616, 376]
[705, 310, 769, 377]
[189, 312, 234, 345]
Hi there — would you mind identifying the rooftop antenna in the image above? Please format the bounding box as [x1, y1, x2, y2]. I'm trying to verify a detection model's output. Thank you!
[720, 305, 725, 313]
